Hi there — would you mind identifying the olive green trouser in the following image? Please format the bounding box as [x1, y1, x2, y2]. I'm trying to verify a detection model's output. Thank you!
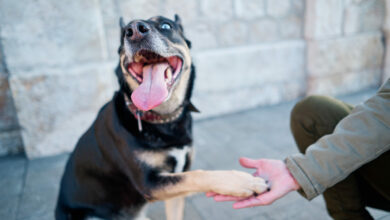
[290, 95, 390, 220]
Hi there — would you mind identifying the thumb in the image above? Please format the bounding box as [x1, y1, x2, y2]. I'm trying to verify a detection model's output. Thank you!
[239, 157, 260, 169]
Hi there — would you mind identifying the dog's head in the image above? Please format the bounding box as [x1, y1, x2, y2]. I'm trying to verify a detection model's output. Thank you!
[117, 15, 193, 115]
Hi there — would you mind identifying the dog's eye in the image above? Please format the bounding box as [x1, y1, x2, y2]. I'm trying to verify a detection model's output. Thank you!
[160, 23, 171, 30]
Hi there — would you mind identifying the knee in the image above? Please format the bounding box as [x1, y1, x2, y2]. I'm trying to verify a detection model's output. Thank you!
[290, 95, 324, 129]
[290, 95, 326, 153]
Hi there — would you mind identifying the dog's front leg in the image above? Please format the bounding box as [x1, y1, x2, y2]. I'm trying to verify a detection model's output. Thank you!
[150, 170, 267, 201]
[165, 196, 185, 220]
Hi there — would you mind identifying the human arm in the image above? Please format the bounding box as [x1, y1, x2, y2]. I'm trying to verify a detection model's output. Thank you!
[286, 79, 390, 200]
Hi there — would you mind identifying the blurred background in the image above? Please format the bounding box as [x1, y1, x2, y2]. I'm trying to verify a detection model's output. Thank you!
[1, 0, 390, 219]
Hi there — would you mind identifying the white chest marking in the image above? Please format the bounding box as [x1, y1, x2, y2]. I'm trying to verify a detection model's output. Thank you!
[169, 146, 190, 173]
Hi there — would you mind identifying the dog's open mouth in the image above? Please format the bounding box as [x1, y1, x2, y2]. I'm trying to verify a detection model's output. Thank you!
[126, 50, 183, 111]
[127, 50, 182, 84]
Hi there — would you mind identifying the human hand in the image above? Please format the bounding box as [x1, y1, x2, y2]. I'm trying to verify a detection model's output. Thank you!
[206, 157, 300, 209]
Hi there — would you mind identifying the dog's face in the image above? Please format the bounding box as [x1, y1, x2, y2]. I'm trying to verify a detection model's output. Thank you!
[119, 15, 192, 114]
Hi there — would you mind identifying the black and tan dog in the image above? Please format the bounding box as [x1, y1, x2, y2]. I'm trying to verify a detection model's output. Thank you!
[55, 15, 267, 220]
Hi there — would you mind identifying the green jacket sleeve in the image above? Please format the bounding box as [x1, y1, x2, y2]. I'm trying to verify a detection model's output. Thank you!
[285, 79, 390, 200]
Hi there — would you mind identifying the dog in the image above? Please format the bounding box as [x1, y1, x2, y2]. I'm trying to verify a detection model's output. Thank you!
[55, 15, 267, 220]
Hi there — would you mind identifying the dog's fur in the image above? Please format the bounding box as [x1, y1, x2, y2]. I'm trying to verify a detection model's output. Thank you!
[55, 15, 266, 220]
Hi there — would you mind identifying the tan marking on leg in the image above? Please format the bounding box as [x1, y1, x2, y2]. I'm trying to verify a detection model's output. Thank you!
[135, 151, 167, 167]
[165, 196, 185, 220]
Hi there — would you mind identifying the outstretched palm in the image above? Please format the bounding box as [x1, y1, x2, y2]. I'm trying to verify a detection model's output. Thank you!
[206, 157, 300, 209]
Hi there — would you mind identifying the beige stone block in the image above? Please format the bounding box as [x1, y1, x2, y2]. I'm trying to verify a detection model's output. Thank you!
[266, 0, 291, 17]
[279, 13, 304, 39]
[234, 0, 265, 19]
[193, 41, 306, 93]
[344, 3, 361, 35]
[384, 0, 390, 34]
[383, 32, 390, 83]
[344, 0, 385, 35]
[305, 0, 344, 39]
[218, 21, 249, 47]
[9, 63, 118, 158]
[118, 0, 162, 20]
[186, 23, 218, 51]
[360, 0, 385, 32]
[307, 69, 382, 95]
[99, 0, 122, 61]
[162, 0, 199, 26]
[291, 0, 305, 14]
[200, 0, 233, 22]
[0, 0, 107, 74]
[382, 1, 390, 82]
[307, 33, 384, 77]
[249, 19, 280, 43]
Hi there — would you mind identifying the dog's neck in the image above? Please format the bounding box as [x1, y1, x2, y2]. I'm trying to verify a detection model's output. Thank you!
[113, 92, 194, 149]
[123, 93, 185, 124]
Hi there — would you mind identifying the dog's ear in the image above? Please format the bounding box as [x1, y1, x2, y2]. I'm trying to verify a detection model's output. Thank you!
[118, 17, 125, 54]
[185, 39, 192, 49]
[119, 17, 125, 29]
[174, 14, 191, 48]
[174, 14, 182, 26]
[119, 17, 126, 40]
[174, 14, 184, 31]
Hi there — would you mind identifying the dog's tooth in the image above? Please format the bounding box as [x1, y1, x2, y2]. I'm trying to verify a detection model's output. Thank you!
[165, 68, 172, 82]
[134, 55, 145, 63]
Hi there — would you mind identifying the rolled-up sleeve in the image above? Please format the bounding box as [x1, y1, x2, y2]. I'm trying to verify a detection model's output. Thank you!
[285, 79, 390, 200]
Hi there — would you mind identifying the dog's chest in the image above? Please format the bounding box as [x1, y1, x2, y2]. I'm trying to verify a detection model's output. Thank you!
[168, 146, 191, 173]
[135, 145, 192, 173]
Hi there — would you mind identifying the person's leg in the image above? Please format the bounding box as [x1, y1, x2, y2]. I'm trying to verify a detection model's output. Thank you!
[290, 95, 374, 220]
[290, 95, 354, 152]
[358, 151, 390, 212]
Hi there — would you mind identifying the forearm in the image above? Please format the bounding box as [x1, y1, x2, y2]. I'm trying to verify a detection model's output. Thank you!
[285, 80, 390, 200]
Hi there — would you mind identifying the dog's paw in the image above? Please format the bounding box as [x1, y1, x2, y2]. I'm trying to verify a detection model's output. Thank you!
[210, 170, 268, 197]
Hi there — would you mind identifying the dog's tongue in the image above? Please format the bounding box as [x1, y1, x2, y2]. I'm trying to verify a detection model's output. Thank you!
[131, 63, 169, 111]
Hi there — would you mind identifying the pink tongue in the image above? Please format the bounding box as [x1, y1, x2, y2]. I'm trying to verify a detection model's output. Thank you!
[131, 63, 169, 111]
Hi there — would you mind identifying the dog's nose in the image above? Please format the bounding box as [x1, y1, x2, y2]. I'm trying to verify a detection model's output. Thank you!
[127, 21, 150, 41]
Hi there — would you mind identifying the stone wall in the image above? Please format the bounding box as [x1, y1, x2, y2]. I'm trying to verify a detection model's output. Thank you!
[306, 0, 385, 95]
[0, 0, 388, 158]
[0, 0, 118, 158]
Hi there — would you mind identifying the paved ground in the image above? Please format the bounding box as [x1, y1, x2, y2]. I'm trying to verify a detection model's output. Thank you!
[1, 89, 389, 220]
